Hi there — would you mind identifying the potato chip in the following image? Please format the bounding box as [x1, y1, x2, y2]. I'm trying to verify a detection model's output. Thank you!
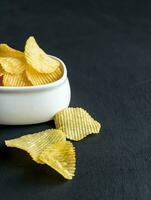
[0, 57, 26, 74]
[5, 129, 66, 164]
[54, 107, 101, 141]
[0, 65, 3, 76]
[0, 44, 23, 58]
[0, 76, 3, 86]
[3, 72, 31, 86]
[25, 36, 60, 73]
[26, 65, 63, 85]
[39, 141, 76, 179]
[0, 65, 3, 85]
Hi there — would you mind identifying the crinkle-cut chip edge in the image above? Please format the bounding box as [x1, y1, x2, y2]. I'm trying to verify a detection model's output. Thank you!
[65, 120, 101, 141]
[3, 71, 32, 87]
[39, 141, 76, 180]
[54, 107, 101, 141]
[56, 121, 101, 141]
[0, 43, 24, 58]
[0, 76, 3, 86]
[24, 36, 60, 73]
[0, 65, 3, 76]
[26, 65, 63, 86]
[0, 57, 27, 74]
[5, 129, 67, 164]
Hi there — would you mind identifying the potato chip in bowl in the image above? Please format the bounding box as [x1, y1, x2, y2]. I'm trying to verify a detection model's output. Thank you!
[0, 37, 71, 125]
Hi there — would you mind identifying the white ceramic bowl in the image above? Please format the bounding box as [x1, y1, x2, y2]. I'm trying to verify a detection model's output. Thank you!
[0, 56, 71, 125]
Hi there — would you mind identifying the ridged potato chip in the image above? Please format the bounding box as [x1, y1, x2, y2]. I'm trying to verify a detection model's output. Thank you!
[54, 107, 101, 141]
[0, 76, 3, 86]
[0, 65, 3, 76]
[39, 141, 76, 180]
[3, 72, 31, 86]
[0, 57, 26, 74]
[5, 129, 66, 164]
[0, 44, 23, 58]
[25, 36, 60, 73]
[26, 65, 63, 85]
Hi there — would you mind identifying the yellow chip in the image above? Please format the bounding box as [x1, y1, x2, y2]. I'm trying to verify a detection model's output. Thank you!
[0, 65, 3, 76]
[0, 57, 26, 74]
[0, 65, 3, 85]
[0, 76, 3, 86]
[26, 65, 63, 85]
[0, 44, 23, 58]
[3, 71, 31, 86]
[25, 36, 60, 73]
[39, 141, 76, 180]
[54, 107, 101, 141]
[5, 129, 66, 164]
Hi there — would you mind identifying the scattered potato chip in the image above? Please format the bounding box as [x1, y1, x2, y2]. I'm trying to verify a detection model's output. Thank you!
[25, 36, 60, 73]
[54, 107, 101, 141]
[5, 129, 66, 164]
[26, 65, 63, 85]
[3, 71, 31, 86]
[39, 141, 76, 180]
[0, 57, 26, 74]
[0, 44, 23, 58]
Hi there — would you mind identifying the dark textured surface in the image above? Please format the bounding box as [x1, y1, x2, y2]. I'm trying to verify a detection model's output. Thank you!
[0, 0, 151, 199]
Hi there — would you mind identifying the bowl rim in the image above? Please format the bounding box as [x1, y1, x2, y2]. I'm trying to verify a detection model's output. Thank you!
[0, 55, 67, 91]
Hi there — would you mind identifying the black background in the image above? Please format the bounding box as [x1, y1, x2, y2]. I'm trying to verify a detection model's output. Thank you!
[0, 0, 151, 199]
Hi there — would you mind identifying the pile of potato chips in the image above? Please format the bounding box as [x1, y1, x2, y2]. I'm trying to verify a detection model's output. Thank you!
[0, 36, 63, 86]
[5, 107, 101, 180]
